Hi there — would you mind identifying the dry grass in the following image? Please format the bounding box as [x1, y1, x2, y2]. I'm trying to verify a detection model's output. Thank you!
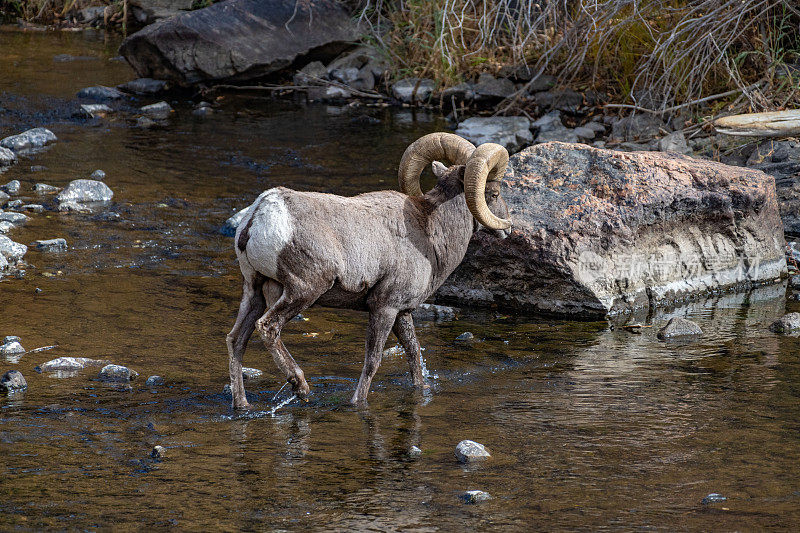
[358, 0, 800, 113]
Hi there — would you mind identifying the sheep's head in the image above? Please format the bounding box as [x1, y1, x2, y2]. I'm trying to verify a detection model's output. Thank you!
[398, 132, 512, 237]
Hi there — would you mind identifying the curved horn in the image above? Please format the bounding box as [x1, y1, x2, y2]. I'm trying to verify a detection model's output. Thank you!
[464, 143, 512, 230]
[398, 132, 475, 196]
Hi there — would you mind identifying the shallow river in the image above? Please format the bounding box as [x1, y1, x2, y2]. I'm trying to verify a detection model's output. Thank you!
[2, 28, 800, 531]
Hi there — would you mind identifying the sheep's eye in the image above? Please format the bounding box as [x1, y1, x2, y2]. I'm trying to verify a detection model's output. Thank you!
[491, 193, 499, 199]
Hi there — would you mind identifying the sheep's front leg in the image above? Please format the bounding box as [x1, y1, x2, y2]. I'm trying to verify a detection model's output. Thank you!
[392, 311, 428, 389]
[227, 278, 266, 410]
[352, 307, 398, 405]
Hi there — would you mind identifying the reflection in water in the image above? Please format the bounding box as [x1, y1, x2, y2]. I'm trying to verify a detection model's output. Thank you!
[2, 27, 800, 531]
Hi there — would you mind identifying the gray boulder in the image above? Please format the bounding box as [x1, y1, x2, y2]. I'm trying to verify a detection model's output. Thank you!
[0, 147, 16, 167]
[0, 221, 15, 234]
[392, 78, 435, 103]
[0, 340, 25, 356]
[56, 179, 113, 207]
[140, 101, 172, 120]
[441, 82, 475, 102]
[98, 364, 139, 382]
[293, 61, 328, 86]
[534, 89, 583, 113]
[77, 86, 124, 101]
[437, 143, 786, 317]
[120, 0, 358, 86]
[473, 73, 515, 99]
[770, 312, 800, 333]
[455, 116, 532, 152]
[0, 235, 27, 262]
[34, 183, 60, 194]
[611, 114, 665, 141]
[657, 317, 703, 339]
[573, 126, 596, 141]
[455, 440, 491, 463]
[220, 206, 250, 236]
[0, 128, 56, 153]
[40, 357, 107, 372]
[412, 303, 457, 321]
[129, 0, 195, 24]
[22, 204, 43, 213]
[0, 370, 27, 393]
[79, 104, 113, 118]
[32, 238, 68, 252]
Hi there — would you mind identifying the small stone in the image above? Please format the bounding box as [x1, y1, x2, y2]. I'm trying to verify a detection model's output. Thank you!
[90, 170, 106, 180]
[22, 204, 45, 213]
[145, 375, 165, 386]
[657, 317, 703, 339]
[2, 180, 21, 195]
[56, 179, 113, 205]
[31, 238, 68, 252]
[383, 344, 405, 357]
[701, 493, 727, 505]
[5, 199, 23, 209]
[441, 82, 475, 102]
[79, 104, 112, 118]
[455, 332, 474, 341]
[791, 274, 800, 289]
[461, 490, 492, 504]
[473, 73, 515, 99]
[392, 78, 435, 103]
[0, 341, 25, 356]
[0, 191, 8, 202]
[192, 107, 212, 117]
[34, 183, 60, 194]
[151, 445, 166, 459]
[585, 121, 606, 134]
[77, 85, 124, 101]
[0, 129, 56, 153]
[455, 116, 533, 152]
[455, 440, 490, 463]
[242, 367, 263, 380]
[41, 357, 85, 372]
[0, 221, 14, 234]
[770, 312, 800, 333]
[293, 61, 328, 85]
[408, 445, 422, 458]
[140, 101, 173, 120]
[3, 336, 20, 343]
[573, 126, 596, 140]
[0, 370, 27, 393]
[222, 383, 232, 396]
[98, 364, 139, 382]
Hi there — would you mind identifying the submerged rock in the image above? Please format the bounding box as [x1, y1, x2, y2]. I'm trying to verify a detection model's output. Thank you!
[0, 212, 28, 225]
[98, 364, 139, 382]
[461, 490, 492, 504]
[392, 78, 435, 103]
[145, 375, 165, 386]
[56, 179, 113, 208]
[413, 303, 457, 321]
[437, 142, 786, 317]
[118, 77, 168, 95]
[455, 332, 474, 342]
[0, 370, 27, 393]
[80, 104, 113, 118]
[657, 317, 703, 339]
[0, 221, 14, 234]
[701, 493, 727, 505]
[151, 445, 166, 459]
[0, 128, 56, 153]
[120, 0, 357, 86]
[242, 367, 263, 380]
[40, 357, 106, 372]
[3, 335, 21, 343]
[408, 445, 422, 458]
[769, 312, 800, 333]
[32, 238, 67, 252]
[455, 116, 532, 152]
[77, 86, 124, 101]
[455, 440, 491, 463]
[140, 101, 172, 120]
[34, 183, 60, 194]
[90, 170, 106, 180]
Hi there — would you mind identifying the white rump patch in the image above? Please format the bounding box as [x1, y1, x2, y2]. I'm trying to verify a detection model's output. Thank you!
[243, 189, 294, 278]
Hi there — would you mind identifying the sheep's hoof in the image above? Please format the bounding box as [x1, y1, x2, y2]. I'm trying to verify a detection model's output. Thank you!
[232, 399, 252, 410]
[288, 377, 310, 401]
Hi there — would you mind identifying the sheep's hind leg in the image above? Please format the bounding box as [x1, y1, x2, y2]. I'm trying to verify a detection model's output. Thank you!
[392, 311, 428, 389]
[227, 275, 266, 410]
[256, 280, 325, 400]
[351, 307, 399, 406]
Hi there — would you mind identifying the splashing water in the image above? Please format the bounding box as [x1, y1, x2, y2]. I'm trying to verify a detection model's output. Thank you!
[269, 394, 298, 416]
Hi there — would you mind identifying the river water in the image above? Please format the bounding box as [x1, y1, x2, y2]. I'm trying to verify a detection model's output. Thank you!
[2, 27, 800, 531]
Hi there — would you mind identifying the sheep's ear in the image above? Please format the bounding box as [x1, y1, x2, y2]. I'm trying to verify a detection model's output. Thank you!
[432, 161, 447, 178]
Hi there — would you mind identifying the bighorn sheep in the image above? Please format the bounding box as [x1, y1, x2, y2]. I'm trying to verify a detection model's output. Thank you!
[227, 132, 511, 408]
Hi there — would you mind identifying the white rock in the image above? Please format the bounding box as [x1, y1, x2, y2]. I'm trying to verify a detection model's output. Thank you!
[455, 116, 532, 152]
[0, 128, 57, 152]
[392, 78, 435, 103]
[455, 440, 491, 463]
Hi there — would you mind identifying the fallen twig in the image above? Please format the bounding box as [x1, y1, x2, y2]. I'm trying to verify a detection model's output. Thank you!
[24, 345, 58, 355]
